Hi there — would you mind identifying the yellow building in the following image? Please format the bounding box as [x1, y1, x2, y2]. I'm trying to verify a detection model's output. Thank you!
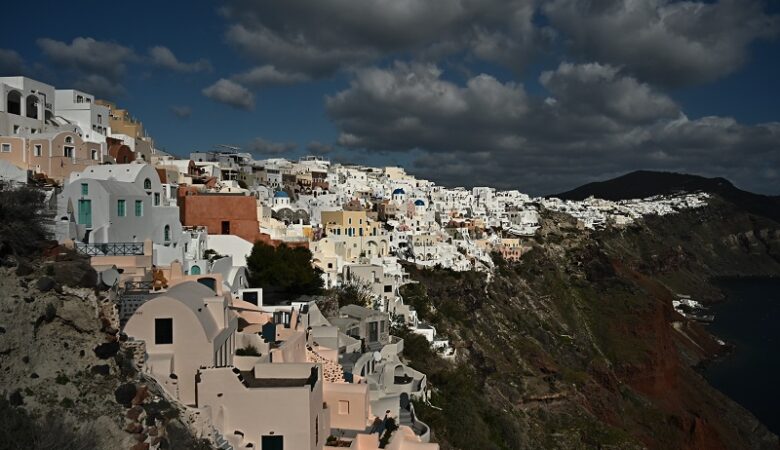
[95, 100, 145, 140]
[320, 210, 379, 238]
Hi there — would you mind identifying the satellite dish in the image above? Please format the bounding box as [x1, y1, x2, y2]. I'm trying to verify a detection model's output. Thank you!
[373, 351, 382, 362]
[99, 267, 120, 288]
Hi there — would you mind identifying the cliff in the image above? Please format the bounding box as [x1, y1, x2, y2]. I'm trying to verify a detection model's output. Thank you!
[0, 248, 213, 450]
[400, 195, 780, 449]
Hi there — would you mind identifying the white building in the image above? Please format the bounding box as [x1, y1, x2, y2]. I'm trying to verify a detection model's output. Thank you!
[56, 163, 185, 265]
[54, 89, 111, 143]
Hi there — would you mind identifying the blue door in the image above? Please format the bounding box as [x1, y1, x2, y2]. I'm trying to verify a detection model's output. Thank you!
[77, 199, 92, 228]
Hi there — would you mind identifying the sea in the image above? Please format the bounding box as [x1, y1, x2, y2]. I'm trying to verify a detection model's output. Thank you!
[702, 278, 780, 435]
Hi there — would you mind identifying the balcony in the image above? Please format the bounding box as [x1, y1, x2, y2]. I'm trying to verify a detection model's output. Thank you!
[75, 242, 144, 256]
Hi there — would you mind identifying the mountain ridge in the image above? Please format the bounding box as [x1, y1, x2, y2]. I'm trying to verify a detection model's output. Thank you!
[552, 170, 780, 222]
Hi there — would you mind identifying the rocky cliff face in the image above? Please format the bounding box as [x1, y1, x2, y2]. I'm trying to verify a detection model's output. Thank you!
[401, 196, 780, 450]
[0, 249, 212, 450]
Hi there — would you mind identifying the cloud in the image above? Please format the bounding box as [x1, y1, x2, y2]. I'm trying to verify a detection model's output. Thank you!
[247, 137, 297, 155]
[37, 37, 136, 80]
[220, 0, 545, 78]
[543, 0, 780, 85]
[170, 105, 192, 119]
[202, 79, 254, 110]
[326, 61, 529, 153]
[36, 37, 137, 98]
[233, 65, 311, 87]
[0, 49, 24, 75]
[306, 141, 335, 155]
[326, 61, 780, 194]
[70, 74, 126, 98]
[149, 46, 212, 72]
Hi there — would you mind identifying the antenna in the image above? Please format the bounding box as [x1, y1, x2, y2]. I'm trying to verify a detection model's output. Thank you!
[214, 144, 241, 153]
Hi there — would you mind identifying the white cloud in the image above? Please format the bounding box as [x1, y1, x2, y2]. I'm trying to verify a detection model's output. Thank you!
[202, 79, 255, 110]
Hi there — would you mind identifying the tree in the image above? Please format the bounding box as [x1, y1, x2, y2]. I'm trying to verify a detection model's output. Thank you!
[332, 276, 375, 308]
[0, 184, 48, 258]
[246, 242, 324, 296]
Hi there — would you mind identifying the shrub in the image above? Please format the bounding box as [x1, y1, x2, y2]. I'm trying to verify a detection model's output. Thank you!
[332, 277, 374, 308]
[0, 396, 98, 450]
[0, 185, 48, 258]
[235, 345, 260, 357]
[246, 242, 323, 296]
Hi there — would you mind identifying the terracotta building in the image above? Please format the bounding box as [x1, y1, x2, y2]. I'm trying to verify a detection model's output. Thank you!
[177, 187, 261, 243]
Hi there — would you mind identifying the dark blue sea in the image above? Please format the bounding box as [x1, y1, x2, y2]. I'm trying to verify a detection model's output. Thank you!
[702, 278, 780, 435]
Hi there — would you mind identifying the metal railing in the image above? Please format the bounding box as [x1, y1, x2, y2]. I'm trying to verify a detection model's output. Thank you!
[75, 242, 144, 256]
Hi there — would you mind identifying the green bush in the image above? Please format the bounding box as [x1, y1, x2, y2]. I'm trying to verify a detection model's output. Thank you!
[0, 396, 97, 450]
[246, 242, 323, 296]
[0, 185, 48, 258]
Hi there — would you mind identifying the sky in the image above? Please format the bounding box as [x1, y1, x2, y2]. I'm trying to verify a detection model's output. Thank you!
[1, 0, 779, 195]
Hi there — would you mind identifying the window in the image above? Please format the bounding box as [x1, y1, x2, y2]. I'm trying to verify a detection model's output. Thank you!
[143, 178, 151, 190]
[33, 144, 42, 157]
[81, 183, 88, 195]
[134, 200, 143, 217]
[189, 265, 201, 275]
[64, 136, 73, 144]
[384, 285, 392, 293]
[91, 149, 98, 160]
[242, 291, 259, 306]
[316, 416, 319, 445]
[64, 146, 74, 158]
[221, 221, 230, 234]
[163, 225, 171, 242]
[154, 318, 173, 344]
[338, 400, 350, 415]
[261, 436, 283, 450]
[154, 193, 160, 206]
[97, 114, 102, 124]
[76, 95, 84, 103]
[12, 125, 19, 134]
[1, 143, 10, 153]
[117, 199, 126, 217]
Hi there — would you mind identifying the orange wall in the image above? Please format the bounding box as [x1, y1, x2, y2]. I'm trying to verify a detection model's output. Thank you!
[178, 191, 260, 243]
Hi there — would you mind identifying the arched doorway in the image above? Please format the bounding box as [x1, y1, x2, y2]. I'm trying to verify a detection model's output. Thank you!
[190, 265, 201, 275]
[6, 91, 21, 115]
[25, 95, 39, 119]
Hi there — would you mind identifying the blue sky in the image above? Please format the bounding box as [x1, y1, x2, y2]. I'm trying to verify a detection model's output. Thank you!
[1, 0, 778, 195]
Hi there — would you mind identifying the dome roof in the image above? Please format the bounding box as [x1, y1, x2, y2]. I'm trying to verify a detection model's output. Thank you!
[392, 188, 405, 195]
[414, 199, 425, 206]
[274, 191, 289, 198]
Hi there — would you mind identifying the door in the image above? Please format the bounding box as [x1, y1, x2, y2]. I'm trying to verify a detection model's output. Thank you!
[221, 220, 230, 234]
[77, 199, 92, 228]
[261, 435, 283, 450]
[369, 321, 379, 343]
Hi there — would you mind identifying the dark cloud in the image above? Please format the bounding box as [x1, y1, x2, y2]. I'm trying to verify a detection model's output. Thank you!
[306, 141, 335, 155]
[220, 0, 545, 77]
[543, 0, 780, 85]
[0, 49, 24, 75]
[248, 137, 297, 155]
[36, 37, 137, 98]
[202, 79, 255, 110]
[326, 61, 780, 195]
[170, 105, 192, 119]
[149, 46, 212, 73]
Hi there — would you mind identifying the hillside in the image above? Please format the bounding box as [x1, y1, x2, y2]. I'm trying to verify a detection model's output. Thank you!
[552, 170, 780, 222]
[398, 199, 780, 449]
